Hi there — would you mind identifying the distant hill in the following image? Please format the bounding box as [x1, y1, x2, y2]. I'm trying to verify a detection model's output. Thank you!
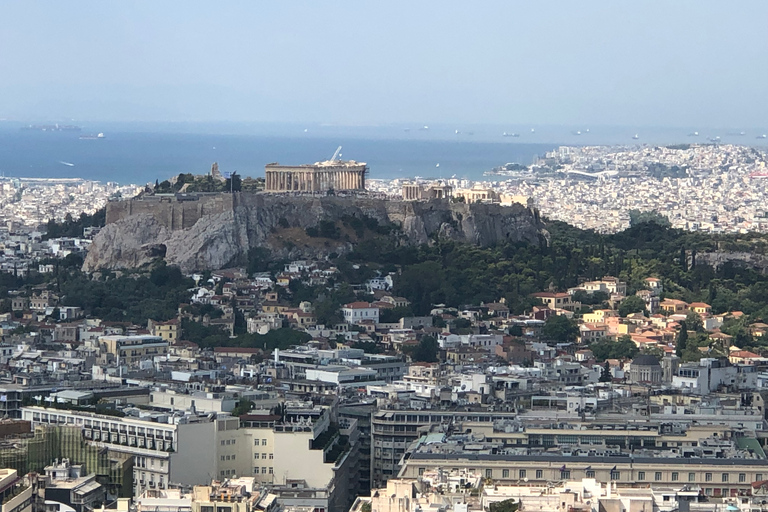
[83, 193, 545, 272]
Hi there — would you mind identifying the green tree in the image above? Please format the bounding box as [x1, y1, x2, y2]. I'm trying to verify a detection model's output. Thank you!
[685, 311, 704, 332]
[542, 314, 578, 342]
[231, 399, 254, 416]
[599, 361, 612, 382]
[589, 335, 638, 361]
[618, 295, 646, 317]
[489, 499, 519, 512]
[676, 321, 688, 357]
[413, 336, 438, 363]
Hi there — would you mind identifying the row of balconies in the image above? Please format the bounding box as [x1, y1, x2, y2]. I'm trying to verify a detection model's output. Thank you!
[82, 423, 173, 439]
[84, 430, 174, 451]
[373, 440, 407, 449]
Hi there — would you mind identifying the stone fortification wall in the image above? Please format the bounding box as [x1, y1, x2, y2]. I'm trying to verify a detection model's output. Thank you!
[105, 194, 233, 229]
[86, 193, 545, 272]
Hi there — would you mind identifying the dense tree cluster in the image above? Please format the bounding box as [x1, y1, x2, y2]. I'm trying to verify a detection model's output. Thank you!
[10, 216, 768, 358]
[42, 208, 106, 240]
[154, 173, 262, 194]
[590, 336, 639, 361]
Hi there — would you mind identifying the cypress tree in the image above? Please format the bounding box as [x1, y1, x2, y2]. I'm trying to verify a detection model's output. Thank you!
[677, 320, 688, 357]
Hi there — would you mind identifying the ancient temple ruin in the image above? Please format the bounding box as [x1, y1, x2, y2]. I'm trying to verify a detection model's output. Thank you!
[264, 159, 367, 193]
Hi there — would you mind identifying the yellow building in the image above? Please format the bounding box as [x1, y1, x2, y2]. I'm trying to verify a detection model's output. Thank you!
[100, 335, 169, 365]
[660, 299, 688, 314]
[690, 302, 712, 315]
[582, 309, 619, 324]
[149, 319, 181, 342]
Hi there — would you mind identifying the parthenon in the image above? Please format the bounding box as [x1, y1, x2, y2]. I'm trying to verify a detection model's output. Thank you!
[265, 160, 368, 193]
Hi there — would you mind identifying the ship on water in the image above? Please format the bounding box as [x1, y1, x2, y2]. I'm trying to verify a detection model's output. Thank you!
[79, 132, 105, 140]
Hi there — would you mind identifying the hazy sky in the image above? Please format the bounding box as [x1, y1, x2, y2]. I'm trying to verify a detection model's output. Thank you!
[1, 1, 766, 127]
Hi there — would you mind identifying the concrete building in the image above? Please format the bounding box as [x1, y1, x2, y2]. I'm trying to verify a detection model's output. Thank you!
[43, 460, 105, 512]
[0, 468, 33, 512]
[628, 354, 663, 384]
[237, 403, 362, 512]
[22, 406, 218, 496]
[265, 159, 367, 193]
[149, 319, 181, 342]
[341, 302, 380, 325]
[531, 292, 581, 312]
[100, 335, 169, 366]
[148, 389, 237, 414]
[399, 446, 768, 499]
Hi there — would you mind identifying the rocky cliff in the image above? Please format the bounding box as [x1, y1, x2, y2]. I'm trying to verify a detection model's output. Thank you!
[83, 194, 546, 272]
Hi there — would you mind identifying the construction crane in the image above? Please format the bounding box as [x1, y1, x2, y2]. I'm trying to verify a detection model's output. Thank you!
[330, 146, 342, 162]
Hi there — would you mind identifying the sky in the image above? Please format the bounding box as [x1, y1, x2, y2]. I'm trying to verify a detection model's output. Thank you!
[0, 1, 766, 128]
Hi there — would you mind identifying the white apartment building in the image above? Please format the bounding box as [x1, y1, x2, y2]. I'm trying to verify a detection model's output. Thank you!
[341, 302, 379, 325]
[21, 406, 229, 496]
[21, 403, 360, 511]
[148, 389, 237, 414]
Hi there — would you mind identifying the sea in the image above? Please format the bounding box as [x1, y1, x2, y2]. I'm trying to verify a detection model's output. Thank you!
[1, 122, 766, 185]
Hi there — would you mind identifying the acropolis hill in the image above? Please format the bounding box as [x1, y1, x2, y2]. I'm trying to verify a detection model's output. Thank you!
[83, 193, 546, 272]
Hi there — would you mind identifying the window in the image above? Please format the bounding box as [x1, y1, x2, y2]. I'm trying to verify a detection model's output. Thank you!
[269, 453, 274, 459]
[254, 467, 259, 474]
[221, 440, 225, 446]
[486, 469, 493, 478]
[262, 439, 268, 446]
[519, 470, 526, 479]
[221, 456, 226, 461]
[758, 474, 763, 482]
[262, 467, 267, 474]
[419, 468, 425, 476]
[722, 473, 729, 483]
[655, 472, 662, 481]
[672, 472, 679, 482]
[254, 453, 260, 459]
[586, 471, 595, 478]
[638, 472, 645, 481]
[689, 473, 696, 482]
[269, 467, 273, 474]
[611, 471, 620, 480]
[706, 473, 713, 482]
[502, 469, 509, 478]
[536, 470, 543, 479]
[262, 453, 267, 459]
[255, 440, 259, 446]
[740, 474, 746, 483]
[561, 470, 571, 479]
[232, 455, 236, 461]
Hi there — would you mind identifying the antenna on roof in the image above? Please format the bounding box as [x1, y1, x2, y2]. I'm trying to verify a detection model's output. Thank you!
[330, 146, 342, 162]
